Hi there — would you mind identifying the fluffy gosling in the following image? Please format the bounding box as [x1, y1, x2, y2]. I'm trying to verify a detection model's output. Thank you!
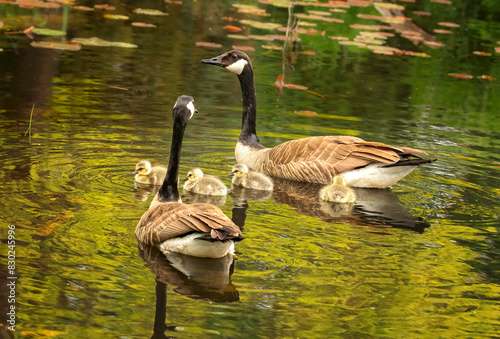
[133, 160, 167, 185]
[229, 164, 273, 191]
[183, 168, 227, 196]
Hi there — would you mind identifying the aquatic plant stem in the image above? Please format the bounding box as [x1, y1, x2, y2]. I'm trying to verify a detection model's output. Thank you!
[24, 104, 34, 143]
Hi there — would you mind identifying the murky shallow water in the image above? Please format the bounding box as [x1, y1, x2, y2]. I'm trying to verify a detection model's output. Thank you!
[1, 0, 500, 338]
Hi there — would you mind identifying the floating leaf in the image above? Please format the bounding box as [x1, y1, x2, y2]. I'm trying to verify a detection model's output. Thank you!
[434, 29, 452, 34]
[308, 10, 331, 16]
[424, 41, 444, 48]
[438, 22, 460, 28]
[232, 45, 255, 52]
[195, 41, 222, 48]
[413, 11, 431, 16]
[261, 44, 283, 50]
[132, 22, 157, 28]
[330, 8, 346, 13]
[227, 34, 250, 40]
[237, 7, 270, 16]
[329, 36, 349, 41]
[374, 2, 405, 10]
[473, 51, 492, 56]
[31, 41, 81, 51]
[357, 14, 383, 20]
[401, 50, 430, 57]
[110, 42, 137, 48]
[431, 0, 451, 3]
[133, 8, 168, 16]
[94, 4, 115, 10]
[32, 28, 66, 36]
[496, 47, 500, 53]
[295, 110, 318, 116]
[73, 6, 94, 11]
[223, 25, 242, 33]
[103, 14, 129, 20]
[72, 37, 137, 48]
[248, 34, 275, 41]
[165, 0, 183, 3]
[481, 75, 497, 81]
[302, 50, 315, 55]
[274, 74, 284, 94]
[338, 40, 367, 48]
[240, 19, 282, 30]
[399, 0, 415, 2]
[350, 24, 391, 31]
[448, 73, 473, 79]
[349, 0, 371, 7]
[284, 84, 308, 90]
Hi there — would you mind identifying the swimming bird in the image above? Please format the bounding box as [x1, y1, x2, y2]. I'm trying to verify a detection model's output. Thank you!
[229, 163, 273, 191]
[133, 160, 167, 185]
[201, 50, 436, 188]
[319, 175, 356, 203]
[135, 96, 242, 258]
[183, 168, 228, 196]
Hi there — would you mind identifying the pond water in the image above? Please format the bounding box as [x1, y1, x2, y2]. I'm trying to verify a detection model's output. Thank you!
[1, 0, 500, 338]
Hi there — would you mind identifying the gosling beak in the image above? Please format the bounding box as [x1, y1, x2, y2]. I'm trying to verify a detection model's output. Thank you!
[132, 170, 138, 175]
[228, 172, 234, 177]
[201, 54, 223, 67]
[182, 176, 189, 181]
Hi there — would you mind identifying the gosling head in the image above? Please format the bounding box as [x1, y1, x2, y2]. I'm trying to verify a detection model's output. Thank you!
[183, 168, 204, 182]
[201, 50, 252, 76]
[133, 160, 152, 176]
[173, 95, 197, 123]
[229, 163, 249, 178]
[332, 175, 347, 186]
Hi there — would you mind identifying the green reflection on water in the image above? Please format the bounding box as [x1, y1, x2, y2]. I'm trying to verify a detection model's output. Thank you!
[0, 0, 500, 338]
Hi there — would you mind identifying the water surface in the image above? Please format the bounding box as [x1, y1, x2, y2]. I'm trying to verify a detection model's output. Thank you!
[1, 0, 499, 338]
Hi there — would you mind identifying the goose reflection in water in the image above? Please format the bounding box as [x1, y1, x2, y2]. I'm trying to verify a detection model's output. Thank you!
[137, 204, 248, 338]
[271, 178, 430, 233]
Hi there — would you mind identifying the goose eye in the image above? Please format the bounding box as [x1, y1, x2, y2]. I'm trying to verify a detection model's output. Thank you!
[232, 54, 237, 59]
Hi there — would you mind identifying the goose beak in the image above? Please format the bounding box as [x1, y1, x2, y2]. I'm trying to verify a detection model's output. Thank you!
[132, 170, 138, 175]
[201, 55, 223, 67]
[182, 176, 188, 181]
[194, 107, 199, 115]
[228, 172, 234, 177]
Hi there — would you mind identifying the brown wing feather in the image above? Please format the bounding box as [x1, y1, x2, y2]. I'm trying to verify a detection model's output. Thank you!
[260, 136, 421, 184]
[135, 202, 242, 246]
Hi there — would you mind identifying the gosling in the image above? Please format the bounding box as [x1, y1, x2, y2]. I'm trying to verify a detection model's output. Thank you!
[133, 160, 167, 185]
[183, 168, 227, 196]
[319, 175, 356, 203]
[229, 164, 273, 191]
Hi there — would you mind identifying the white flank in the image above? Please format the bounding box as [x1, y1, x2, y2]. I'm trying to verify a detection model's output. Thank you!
[226, 59, 248, 75]
[160, 233, 235, 258]
[235, 141, 268, 170]
[341, 163, 418, 189]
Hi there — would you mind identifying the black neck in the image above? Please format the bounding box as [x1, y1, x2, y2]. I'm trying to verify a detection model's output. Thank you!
[158, 116, 186, 202]
[238, 69, 263, 148]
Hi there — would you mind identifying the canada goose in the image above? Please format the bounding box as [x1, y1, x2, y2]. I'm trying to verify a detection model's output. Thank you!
[319, 175, 356, 203]
[133, 160, 167, 185]
[135, 95, 242, 258]
[183, 168, 228, 196]
[229, 163, 273, 190]
[201, 50, 437, 188]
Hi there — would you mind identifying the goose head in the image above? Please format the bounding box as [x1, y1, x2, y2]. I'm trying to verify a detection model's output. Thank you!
[133, 160, 152, 176]
[183, 168, 204, 182]
[229, 163, 249, 178]
[173, 95, 197, 123]
[201, 50, 252, 76]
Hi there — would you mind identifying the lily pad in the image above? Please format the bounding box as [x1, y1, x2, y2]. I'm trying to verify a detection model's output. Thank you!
[131, 22, 157, 28]
[133, 8, 168, 16]
[227, 34, 250, 40]
[32, 28, 66, 36]
[31, 41, 81, 51]
[240, 20, 282, 30]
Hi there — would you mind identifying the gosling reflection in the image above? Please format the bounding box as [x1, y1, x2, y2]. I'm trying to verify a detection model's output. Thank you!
[272, 178, 430, 233]
[133, 182, 161, 202]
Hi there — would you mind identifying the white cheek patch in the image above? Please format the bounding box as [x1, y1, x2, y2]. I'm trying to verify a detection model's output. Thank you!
[226, 59, 248, 75]
[186, 101, 195, 118]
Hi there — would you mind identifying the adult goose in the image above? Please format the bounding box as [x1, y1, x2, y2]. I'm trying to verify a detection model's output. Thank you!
[201, 50, 436, 188]
[135, 95, 242, 258]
